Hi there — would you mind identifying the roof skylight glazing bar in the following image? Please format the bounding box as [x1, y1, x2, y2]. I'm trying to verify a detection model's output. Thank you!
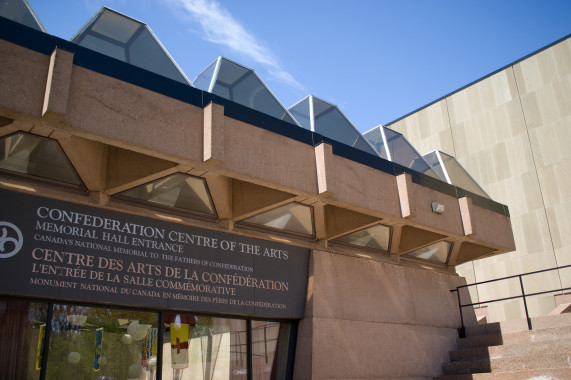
[208, 57, 223, 93]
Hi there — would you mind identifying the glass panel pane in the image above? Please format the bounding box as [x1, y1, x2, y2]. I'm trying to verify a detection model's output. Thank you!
[439, 151, 490, 198]
[91, 9, 141, 43]
[311, 97, 377, 156]
[251, 320, 291, 380]
[422, 151, 448, 182]
[242, 203, 314, 236]
[363, 127, 389, 160]
[209, 59, 296, 124]
[405, 241, 451, 263]
[46, 304, 159, 380]
[0, 132, 83, 186]
[193, 60, 218, 91]
[117, 173, 216, 215]
[288, 97, 311, 131]
[0, 299, 48, 380]
[79, 33, 126, 61]
[335, 224, 391, 251]
[128, 28, 189, 84]
[383, 128, 440, 178]
[0, 0, 45, 32]
[162, 314, 247, 380]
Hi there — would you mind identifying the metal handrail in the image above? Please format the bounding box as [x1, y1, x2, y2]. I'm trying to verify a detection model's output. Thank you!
[451, 264, 571, 337]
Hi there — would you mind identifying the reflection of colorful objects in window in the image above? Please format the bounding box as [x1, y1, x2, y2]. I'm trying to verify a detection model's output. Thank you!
[93, 327, 103, 371]
[170, 321, 189, 367]
[35, 324, 45, 371]
[142, 327, 158, 368]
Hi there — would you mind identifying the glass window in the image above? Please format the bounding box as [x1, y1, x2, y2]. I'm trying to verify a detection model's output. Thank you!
[251, 321, 292, 380]
[115, 173, 217, 218]
[334, 224, 391, 251]
[240, 203, 314, 236]
[0, 300, 296, 379]
[0, 299, 48, 380]
[405, 241, 452, 263]
[162, 314, 247, 380]
[0, 132, 84, 188]
[45, 304, 159, 380]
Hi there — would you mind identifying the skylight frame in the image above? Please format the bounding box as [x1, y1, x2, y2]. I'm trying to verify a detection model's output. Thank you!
[197, 56, 301, 127]
[235, 202, 316, 240]
[70, 7, 193, 86]
[330, 222, 392, 254]
[403, 240, 453, 264]
[0, 132, 87, 194]
[111, 173, 219, 222]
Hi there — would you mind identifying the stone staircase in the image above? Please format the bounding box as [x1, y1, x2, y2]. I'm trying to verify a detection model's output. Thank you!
[435, 312, 571, 379]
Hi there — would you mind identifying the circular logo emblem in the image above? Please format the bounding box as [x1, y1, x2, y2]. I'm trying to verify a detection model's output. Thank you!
[0, 222, 24, 258]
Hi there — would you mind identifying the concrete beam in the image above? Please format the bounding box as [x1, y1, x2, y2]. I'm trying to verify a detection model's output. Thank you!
[42, 48, 74, 120]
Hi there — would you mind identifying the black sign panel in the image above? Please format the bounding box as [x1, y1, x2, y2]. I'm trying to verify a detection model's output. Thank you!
[0, 189, 310, 319]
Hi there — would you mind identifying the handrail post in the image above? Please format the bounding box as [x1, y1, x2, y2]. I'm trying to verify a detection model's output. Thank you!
[519, 275, 532, 330]
[455, 288, 466, 338]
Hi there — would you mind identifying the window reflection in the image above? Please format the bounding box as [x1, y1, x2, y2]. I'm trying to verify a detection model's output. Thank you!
[162, 314, 247, 380]
[46, 304, 158, 380]
[251, 321, 290, 380]
[0, 301, 294, 380]
[0, 299, 47, 380]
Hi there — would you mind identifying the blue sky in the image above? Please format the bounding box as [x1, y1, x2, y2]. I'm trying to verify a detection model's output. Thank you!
[27, 0, 571, 132]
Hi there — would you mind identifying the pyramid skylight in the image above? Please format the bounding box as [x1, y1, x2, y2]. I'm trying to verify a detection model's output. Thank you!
[363, 126, 441, 179]
[423, 150, 490, 198]
[0, 132, 84, 189]
[114, 173, 217, 218]
[0, 0, 45, 32]
[194, 57, 299, 125]
[288, 95, 378, 156]
[71, 7, 191, 85]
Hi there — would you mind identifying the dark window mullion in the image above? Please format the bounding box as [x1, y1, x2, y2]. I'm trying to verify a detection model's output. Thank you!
[38, 302, 53, 380]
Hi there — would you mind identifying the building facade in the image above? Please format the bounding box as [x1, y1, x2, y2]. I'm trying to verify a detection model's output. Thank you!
[386, 35, 571, 323]
[0, 3, 516, 380]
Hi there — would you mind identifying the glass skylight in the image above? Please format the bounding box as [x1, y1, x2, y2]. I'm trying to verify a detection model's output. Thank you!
[405, 241, 452, 263]
[71, 7, 191, 85]
[423, 150, 490, 198]
[239, 203, 314, 236]
[0, 0, 46, 32]
[0, 132, 84, 187]
[193, 57, 299, 125]
[363, 126, 441, 179]
[334, 224, 391, 251]
[115, 173, 216, 217]
[288, 95, 379, 156]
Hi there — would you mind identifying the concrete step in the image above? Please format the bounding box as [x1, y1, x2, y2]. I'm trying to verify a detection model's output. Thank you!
[450, 338, 571, 361]
[457, 325, 571, 350]
[434, 367, 571, 379]
[463, 313, 571, 338]
[442, 351, 571, 375]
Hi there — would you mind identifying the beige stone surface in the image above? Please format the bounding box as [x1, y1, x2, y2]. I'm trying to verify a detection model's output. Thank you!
[389, 37, 571, 320]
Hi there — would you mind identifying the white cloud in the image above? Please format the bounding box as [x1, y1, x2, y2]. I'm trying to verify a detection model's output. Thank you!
[168, 0, 303, 90]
